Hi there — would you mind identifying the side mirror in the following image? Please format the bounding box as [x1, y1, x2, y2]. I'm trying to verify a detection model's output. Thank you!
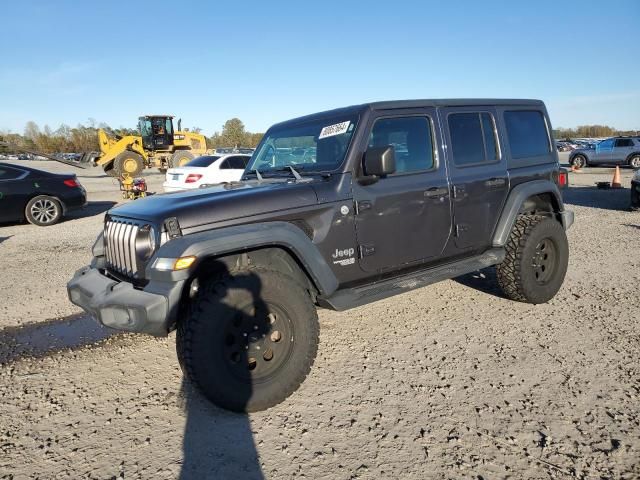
[363, 145, 396, 178]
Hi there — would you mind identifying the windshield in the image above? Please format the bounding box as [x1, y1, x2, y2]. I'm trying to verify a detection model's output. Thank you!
[186, 155, 221, 167]
[247, 114, 358, 173]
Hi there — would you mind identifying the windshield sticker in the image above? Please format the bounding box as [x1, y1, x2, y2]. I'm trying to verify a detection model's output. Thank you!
[319, 121, 350, 140]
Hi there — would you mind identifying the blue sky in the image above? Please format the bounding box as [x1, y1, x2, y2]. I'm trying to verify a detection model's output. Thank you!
[0, 0, 638, 135]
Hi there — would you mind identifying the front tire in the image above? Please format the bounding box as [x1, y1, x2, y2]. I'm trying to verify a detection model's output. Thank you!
[570, 154, 587, 169]
[496, 215, 569, 304]
[628, 154, 640, 169]
[177, 268, 319, 412]
[25, 195, 62, 226]
[113, 152, 144, 177]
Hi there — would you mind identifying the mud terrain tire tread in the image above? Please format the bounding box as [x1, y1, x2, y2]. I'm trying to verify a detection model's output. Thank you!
[496, 214, 568, 304]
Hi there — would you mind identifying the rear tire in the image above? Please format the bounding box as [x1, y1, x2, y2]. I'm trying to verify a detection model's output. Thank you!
[177, 268, 319, 412]
[25, 195, 62, 226]
[113, 152, 144, 177]
[170, 150, 194, 168]
[628, 155, 640, 169]
[496, 215, 569, 304]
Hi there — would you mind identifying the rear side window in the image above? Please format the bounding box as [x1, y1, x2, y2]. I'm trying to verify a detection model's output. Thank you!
[615, 139, 634, 147]
[369, 116, 434, 174]
[448, 112, 499, 166]
[227, 156, 248, 169]
[0, 166, 24, 180]
[186, 155, 220, 167]
[504, 110, 550, 158]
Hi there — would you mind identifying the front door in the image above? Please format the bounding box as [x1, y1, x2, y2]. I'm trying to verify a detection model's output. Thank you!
[353, 111, 452, 273]
[440, 107, 508, 251]
[592, 139, 614, 164]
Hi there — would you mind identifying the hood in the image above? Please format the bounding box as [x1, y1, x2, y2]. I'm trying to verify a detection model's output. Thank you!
[108, 179, 319, 229]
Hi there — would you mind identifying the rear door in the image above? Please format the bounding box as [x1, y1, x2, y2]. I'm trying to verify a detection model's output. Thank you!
[0, 165, 30, 222]
[613, 138, 634, 163]
[440, 107, 508, 251]
[353, 109, 452, 272]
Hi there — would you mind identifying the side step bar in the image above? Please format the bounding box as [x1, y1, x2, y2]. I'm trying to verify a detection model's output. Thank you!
[317, 248, 505, 311]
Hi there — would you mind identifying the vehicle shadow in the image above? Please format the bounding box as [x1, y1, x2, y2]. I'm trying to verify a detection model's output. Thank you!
[563, 186, 631, 211]
[0, 235, 12, 245]
[65, 201, 116, 220]
[454, 267, 507, 300]
[178, 261, 266, 479]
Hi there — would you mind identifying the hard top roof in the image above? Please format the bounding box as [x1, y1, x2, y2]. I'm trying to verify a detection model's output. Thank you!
[269, 99, 544, 130]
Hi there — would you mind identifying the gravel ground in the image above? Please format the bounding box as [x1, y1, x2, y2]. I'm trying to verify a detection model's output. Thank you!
[1, 157, 639, 479]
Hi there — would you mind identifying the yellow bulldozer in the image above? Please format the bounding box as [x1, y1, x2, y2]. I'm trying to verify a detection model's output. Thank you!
[88, 115, 207, 177]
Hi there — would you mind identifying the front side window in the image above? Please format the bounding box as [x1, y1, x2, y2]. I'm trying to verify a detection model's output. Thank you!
[369, 116, 434, 174]
[504, 110, 550, 158]
[597, 139, 614, 151]
[448, 112, 499, 166]
[247, 115, 358, 173]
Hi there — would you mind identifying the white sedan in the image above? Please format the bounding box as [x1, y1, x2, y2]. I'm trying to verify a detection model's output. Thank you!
[163, 154, 251, 192]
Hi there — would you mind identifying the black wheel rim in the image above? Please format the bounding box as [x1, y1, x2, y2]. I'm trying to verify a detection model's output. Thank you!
[30, 199, 57, 224]
[531, 238, 557, 285]
[222, 302, 294, 382]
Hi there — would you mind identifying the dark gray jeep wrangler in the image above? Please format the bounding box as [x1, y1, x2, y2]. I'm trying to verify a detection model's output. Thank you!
[68, 99, 573, 412]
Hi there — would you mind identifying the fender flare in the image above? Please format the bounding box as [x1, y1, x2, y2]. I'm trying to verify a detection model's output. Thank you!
[147, 221, 339, 296]
[492, 180, 569, 247]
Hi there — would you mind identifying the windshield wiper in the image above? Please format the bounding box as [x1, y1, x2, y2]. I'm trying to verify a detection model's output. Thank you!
[287, 165, 303, 181]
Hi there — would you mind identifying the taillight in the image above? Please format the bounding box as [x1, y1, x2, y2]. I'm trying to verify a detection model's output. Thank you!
[63, 178, 80, 187]
[185, 174, 203, 183]
[557, 170, 568, 189]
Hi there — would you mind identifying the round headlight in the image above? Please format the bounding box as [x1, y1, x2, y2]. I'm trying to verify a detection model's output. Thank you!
[135, 225, 156, 260]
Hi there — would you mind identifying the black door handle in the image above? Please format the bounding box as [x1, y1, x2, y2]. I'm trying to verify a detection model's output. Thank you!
[424, 187, 449, 198]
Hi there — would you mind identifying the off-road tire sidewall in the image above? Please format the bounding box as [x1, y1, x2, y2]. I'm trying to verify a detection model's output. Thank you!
[177, 269, 319, 413]
[497, 215, 569, 304]
[114, 152, 144, 177]
[25, 195, 62, 226]
[170, 151, 194, 168]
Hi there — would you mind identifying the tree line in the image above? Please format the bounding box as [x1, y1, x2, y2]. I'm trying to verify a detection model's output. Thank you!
[0, 118, 264, 154]
[552, 125, 639, 139]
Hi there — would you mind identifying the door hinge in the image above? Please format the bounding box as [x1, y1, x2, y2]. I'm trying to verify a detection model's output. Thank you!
[355, 200, 372, 214]
[359, 244, 376, 257]
[453, 185, 468, 199]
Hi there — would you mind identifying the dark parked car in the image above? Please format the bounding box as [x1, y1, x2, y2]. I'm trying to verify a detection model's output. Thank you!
[569, 137, 640, 169]
[69, 99, 573, 412]
[0, 162, 86, 226]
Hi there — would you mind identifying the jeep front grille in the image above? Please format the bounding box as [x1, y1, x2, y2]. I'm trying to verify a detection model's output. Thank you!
[104, 219, 141, 278]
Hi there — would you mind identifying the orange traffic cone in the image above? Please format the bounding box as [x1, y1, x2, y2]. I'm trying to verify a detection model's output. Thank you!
[611, 166, 622, 189]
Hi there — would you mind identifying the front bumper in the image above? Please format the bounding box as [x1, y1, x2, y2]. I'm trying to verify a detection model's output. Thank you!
[67, 266, 184, 336]
[631, 180, 640, 210]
